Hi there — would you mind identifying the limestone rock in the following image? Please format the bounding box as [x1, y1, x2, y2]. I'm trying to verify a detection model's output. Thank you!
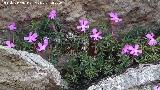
[88, 64, 160, 90]
[0, 45, 67, 90]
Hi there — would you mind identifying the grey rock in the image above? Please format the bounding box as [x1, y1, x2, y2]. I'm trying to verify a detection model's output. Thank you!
[88, 64, 160, 90]
[0, 45, 67, 90]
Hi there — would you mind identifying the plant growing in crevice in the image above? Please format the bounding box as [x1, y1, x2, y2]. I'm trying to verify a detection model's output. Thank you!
[0, 10, 160, 90]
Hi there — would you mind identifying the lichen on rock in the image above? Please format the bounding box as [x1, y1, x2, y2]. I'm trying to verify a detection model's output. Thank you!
[88, 64, 160, 90]
[0, 45, 67, 90]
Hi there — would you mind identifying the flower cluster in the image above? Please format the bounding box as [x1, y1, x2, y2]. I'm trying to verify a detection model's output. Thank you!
[122, 44, 142, 56]
[4, 9, 160, 58]
[77, 19, 102, 41]
[121, 32, 159, 56]
[145, 33, 158, 46]
[6, 21, 49, 52]
[107, 11, 159, 57]
[4, 9, 57, 51]
[6, 22, 49, 52]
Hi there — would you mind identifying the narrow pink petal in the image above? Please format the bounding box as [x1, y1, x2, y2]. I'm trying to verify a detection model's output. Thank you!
[79, 19, 84, 25]
[38, 43, 42, 47]
[90, 35, 94, 38]
[5, 41, 15, 48]
[81, 27, 86, 32]
[92, 28, 97, 34]
[130, 51, 135, 55]
[122, 45, 130, 53]
[146, 34, 153, 39]
[128, 46, 134, 50]
[111, 18, 116, 21]
[5, 41, 10, 45]
[31, 38, 36, 42]
[85, 25, 89, 28]
[108, 12, 116, 17]
[51, 10, 56, 13]
[32, 33, 38, 38]
[37, 48, 41, 51]
[94, 37, 98, 40]
[98, 31, 102, 35]
[148, 39, 157, 46]
[48, 14, 52, 18]
[37, 43, 42, 51]
[135, 44, 139, 50]
[151, 33, 155, 37]
[11, 43, 15, 47]
[83, 20, 89, 25]
[43, 37, 49, 45]
[153, 85, 159, 90]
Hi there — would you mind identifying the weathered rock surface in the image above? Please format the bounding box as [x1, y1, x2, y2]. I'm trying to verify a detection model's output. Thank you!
[88, 64, 160, 90]
[0, 45, 67, 90]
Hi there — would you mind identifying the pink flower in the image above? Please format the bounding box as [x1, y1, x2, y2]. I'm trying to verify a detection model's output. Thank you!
[146, 33, 155, 39]
[48, 10, 56, 19]
[153, 85, 160, 90]
[108, 12, 122, 23]
[90, 28, 102, 41]
[146, 33, 157, 46]
[128, 44, 142, 56]
[5, 41, 15, 48]
[37, 37, 49, 51]
[148, 38, 157, 46]
[37, 43, 47, 51]
[77, 19, 89, 32]
[121, 44, 131, 54]
[43, 37, 49, 45]
[24, 32, 38, 43]
[8, 22, 16, 31]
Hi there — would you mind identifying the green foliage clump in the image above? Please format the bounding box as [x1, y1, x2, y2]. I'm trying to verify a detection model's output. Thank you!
[62, 24, 160, 90]
[1, 12, 160, 90]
